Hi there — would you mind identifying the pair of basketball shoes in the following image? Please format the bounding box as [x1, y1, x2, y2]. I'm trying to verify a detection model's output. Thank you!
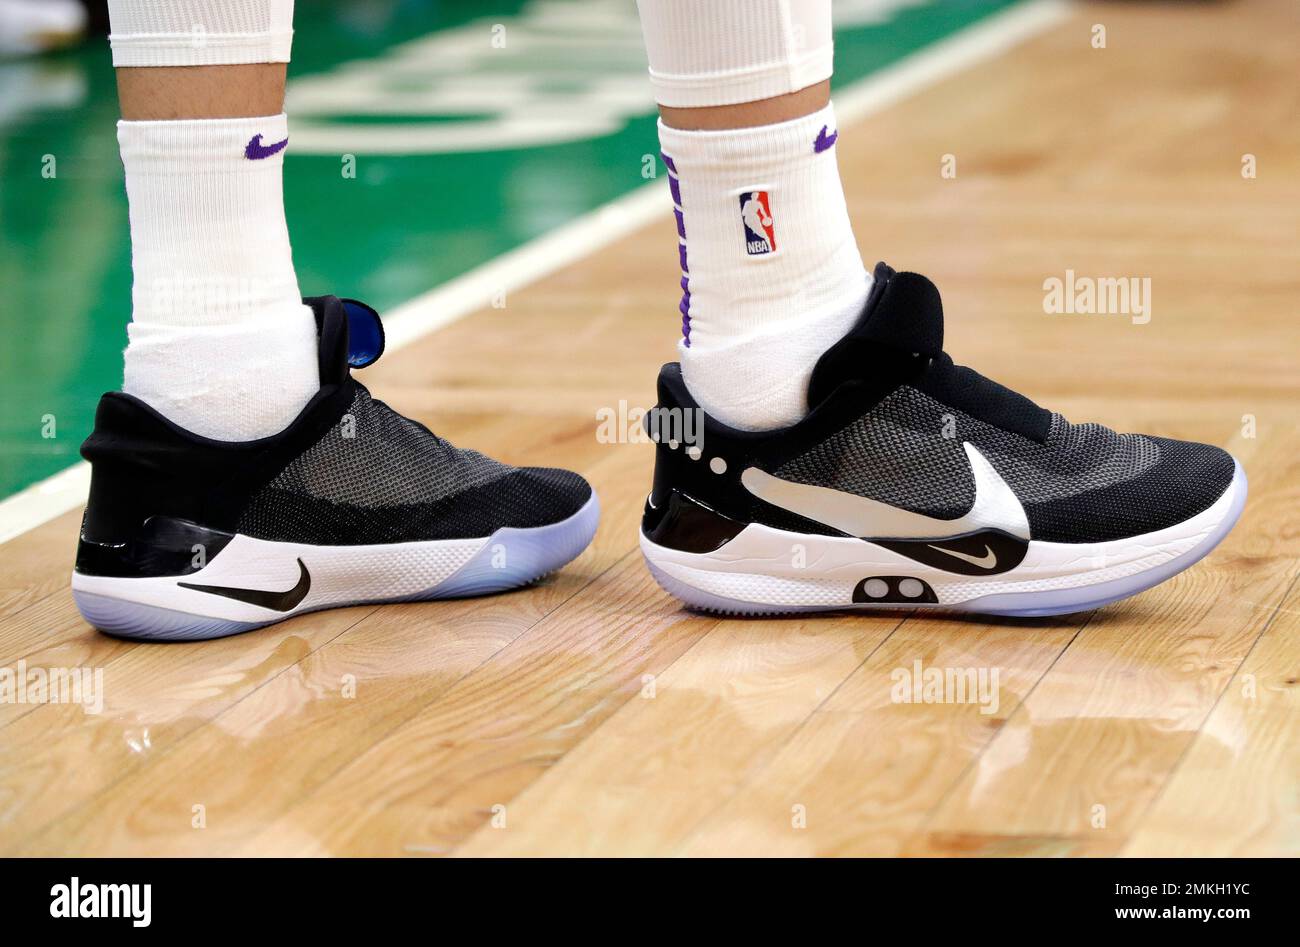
[72, 263, 1246, 640]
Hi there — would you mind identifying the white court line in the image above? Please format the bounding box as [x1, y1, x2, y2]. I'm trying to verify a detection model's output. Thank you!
[0, 463, 92, 546]
[0, 0, 1070, 547]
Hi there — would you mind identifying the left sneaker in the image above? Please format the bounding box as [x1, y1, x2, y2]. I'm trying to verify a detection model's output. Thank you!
[640, 263, 1246, 617]
[72, 295, 599, 640]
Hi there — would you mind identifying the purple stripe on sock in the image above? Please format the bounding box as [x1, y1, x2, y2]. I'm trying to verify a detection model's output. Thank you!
[678, 282, 692, 346]
[665, 149, 688, 344]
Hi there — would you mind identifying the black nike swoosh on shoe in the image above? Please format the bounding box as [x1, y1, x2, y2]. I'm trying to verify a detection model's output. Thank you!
[178, 559, 311, 611]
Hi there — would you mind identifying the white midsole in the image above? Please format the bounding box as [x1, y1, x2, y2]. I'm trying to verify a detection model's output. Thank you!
[640, 475, 1241, 609]
[72, 532, 490, 623]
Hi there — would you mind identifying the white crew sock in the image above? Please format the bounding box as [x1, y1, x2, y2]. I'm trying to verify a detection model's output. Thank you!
[636, 0, 872, 430]
[109, 0, 315, 441]
[659, 103, 870, 431]
[117, 113, 318, 440]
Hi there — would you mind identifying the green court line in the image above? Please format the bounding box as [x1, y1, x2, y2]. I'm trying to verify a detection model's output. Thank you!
[0, 0, 1020, 500]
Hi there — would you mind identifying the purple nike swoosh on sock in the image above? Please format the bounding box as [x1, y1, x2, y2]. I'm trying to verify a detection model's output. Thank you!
[244, 134, 289, 160]
[813, 126, 838, 154]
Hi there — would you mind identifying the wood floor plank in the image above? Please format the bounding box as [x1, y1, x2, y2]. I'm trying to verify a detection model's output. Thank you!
[676, 613, 1087, 856]
[0, 509, 80, 622]
[10, 596, 546, 856]
[235, 556, 714, 856]
[0, 595, 137, 731]
[906, 562, 1294, 856]
[1123, 580, 1299, 856]
[0, 605, 371, 853]
[456, 612, 906, 856]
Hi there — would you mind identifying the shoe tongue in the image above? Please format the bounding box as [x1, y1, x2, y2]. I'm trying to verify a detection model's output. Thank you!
[807, 262, 945, 407]
[305, 295, 386, 385]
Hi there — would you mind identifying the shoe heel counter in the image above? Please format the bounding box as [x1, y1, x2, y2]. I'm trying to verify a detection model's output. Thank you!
[642, 382, 699, 512]
[75, 514, 236, 579]
[75, 394, 230, 575]
[79, 400, 150, 548]
[78, 394, 182, 542]
[641, 393, 745, 554]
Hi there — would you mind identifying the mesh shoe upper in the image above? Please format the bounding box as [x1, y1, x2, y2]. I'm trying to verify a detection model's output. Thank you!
[785, 264, 1236, 543]
[775, 385, 1234, 542]
[239, 386, 591, 545]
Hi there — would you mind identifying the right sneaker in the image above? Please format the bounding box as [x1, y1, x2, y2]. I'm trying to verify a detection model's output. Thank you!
[73, 296, 599, 641]
[640, 263, 1246, 617]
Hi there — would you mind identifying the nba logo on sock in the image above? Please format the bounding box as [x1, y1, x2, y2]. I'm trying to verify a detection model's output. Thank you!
[739, 191, 776, 256]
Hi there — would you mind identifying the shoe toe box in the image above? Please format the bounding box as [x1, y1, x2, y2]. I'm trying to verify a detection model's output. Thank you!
[1025, 438, 1237, 543]
[386, 467, 593, 541]
[500, 467, 595, 527]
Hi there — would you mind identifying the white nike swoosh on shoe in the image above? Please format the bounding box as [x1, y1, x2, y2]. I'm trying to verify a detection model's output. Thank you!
[740, 442, 1030, 540]
[926, 543, 997, 568]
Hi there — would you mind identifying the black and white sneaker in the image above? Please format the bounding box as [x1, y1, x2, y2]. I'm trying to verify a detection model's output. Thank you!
[73, 297, 599, 641]
[640, 263, 1246, 617]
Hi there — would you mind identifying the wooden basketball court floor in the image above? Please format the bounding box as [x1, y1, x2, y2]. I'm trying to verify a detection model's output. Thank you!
[1, 0, 1297, 857]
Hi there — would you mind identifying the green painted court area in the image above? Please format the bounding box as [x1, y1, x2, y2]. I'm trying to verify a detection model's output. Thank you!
[0, 0, 1019, 500]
